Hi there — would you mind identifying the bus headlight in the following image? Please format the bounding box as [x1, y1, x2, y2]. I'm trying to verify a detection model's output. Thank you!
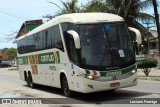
[88, 75, 94, 79]
[79, 73, 99, 80]
[131, 69, 137, 74]
[86, 75, 99, 80]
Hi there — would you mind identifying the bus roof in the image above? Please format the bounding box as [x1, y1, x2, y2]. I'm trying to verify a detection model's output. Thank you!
[17, 13, 124, 40]
[59, 12, 124, 23]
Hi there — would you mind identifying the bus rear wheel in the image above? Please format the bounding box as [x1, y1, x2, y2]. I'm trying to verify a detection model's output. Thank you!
[26, 75, 30, 87]
[62, 75, 72, 97]
[28, 73, 36, 88]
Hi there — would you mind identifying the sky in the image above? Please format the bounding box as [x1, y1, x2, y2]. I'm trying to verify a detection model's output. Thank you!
[0, 0, 88, 49]
[0, 0, 160, 49]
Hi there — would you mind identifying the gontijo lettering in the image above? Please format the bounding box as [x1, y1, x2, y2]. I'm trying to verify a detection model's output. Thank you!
[41, 54, 55, 62]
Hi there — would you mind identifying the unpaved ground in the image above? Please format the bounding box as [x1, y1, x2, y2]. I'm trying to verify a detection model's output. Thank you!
[0, 67, 94, 107]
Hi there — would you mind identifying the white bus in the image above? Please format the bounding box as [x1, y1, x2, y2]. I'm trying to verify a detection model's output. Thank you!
[17, 13, 141, 96]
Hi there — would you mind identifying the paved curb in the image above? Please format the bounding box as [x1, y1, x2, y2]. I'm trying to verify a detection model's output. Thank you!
[138, 76, 160, 81]
[8, 67, 18, 71]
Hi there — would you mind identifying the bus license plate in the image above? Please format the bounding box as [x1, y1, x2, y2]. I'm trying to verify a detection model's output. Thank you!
[110, 82, 120, 87]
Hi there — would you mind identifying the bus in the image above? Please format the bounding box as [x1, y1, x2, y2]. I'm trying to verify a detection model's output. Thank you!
[17, 13, 141, 96]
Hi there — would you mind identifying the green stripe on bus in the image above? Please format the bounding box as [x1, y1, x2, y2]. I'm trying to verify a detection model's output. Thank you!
[18, 56, 28, 65]
[18, 51, 60, 65]
[34, 65, 38, 74]
[38, 52, 56, 64]
[86, 70, 90, 75]
[86, 64, 136, 77]
[25, 56, 29, 64]
[32, 55, 35, 64]
[56, 51, 60, 63]
[100, 64, 136, 76]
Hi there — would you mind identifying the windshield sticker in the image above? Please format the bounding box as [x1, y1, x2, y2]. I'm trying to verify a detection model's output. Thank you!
[118, 50, 125, 57]
[105, 24, 110, 29]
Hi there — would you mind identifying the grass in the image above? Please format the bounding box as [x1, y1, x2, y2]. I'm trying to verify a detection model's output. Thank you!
[139, 75, 160, 77]
[138, 75, 160, 81]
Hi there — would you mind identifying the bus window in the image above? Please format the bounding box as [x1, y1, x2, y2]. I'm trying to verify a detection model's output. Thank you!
[63, 32, 78, 65]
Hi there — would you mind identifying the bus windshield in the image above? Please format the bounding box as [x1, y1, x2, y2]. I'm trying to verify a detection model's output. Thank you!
[75, 22, 135, 70]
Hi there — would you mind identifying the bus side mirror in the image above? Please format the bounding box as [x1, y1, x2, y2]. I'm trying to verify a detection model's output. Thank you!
[67, 30, 81, 49]
[128, 27, 142, 45]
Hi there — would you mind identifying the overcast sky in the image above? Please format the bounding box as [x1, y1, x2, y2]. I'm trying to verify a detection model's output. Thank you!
[0, 0, 159, 49]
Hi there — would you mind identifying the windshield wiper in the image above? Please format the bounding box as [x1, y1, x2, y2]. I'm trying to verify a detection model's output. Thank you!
[98, 45, 113, 70]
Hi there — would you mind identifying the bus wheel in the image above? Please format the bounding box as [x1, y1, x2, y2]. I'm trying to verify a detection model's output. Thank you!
[28, 73, 36, 88]
[62, 76, 72, 97]
[108, 89, 116, 93]
[26, 75, 30, 87]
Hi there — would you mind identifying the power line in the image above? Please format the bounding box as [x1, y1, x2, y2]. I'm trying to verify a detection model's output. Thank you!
[0, 32, 6, 36]
[0, 30, 18, 42]
[0, 8, 29, 20]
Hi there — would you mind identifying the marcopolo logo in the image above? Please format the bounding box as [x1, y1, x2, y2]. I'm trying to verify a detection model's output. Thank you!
[106, 71, 122, 77]
[49, 66, 56, 71]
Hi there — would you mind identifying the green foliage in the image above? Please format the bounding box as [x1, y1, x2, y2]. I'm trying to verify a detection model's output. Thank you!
[141, 49, 148, 54]
[2, 48, 8, 53]
[137, 58, 157, 68]
[82, 0, 107, 12]
[60, 0, 80, 14]
[105, 0, 155, 44]
[5, 48, 17, 60]
[137, 58, 158, 76]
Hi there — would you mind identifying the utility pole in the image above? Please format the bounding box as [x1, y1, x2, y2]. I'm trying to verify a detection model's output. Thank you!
[152, 0, 160, 59]
[143, 21, 152, 54]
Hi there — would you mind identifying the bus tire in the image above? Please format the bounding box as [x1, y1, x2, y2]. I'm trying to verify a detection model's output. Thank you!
[28, 73, 36, 88]
[25, 72, 30, 87]
[62, 75, 72, 97]
[108, 89, 116, 93]
[26, 75, 30, 87]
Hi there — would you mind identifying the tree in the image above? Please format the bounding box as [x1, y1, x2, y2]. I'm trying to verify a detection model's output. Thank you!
[137, 58, 158, 76]
[2, 48, 8, 53]
[61, 0, 80, 14]
[5, 48, 17, 60]
[0, 48, 8, 61]
[81, 0, 106, 12]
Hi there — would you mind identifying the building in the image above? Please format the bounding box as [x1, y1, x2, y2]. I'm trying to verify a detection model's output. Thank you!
[0, 53, 2, 63]
[149, 28, 159, 53]
[16, 19, 43, 38]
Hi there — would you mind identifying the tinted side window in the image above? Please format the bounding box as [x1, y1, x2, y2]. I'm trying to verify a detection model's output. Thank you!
[52, 25, 64, 51]
[61, 23, 78, 64]
[17, 25, 64, 54]
[61, 23, 74, 32]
